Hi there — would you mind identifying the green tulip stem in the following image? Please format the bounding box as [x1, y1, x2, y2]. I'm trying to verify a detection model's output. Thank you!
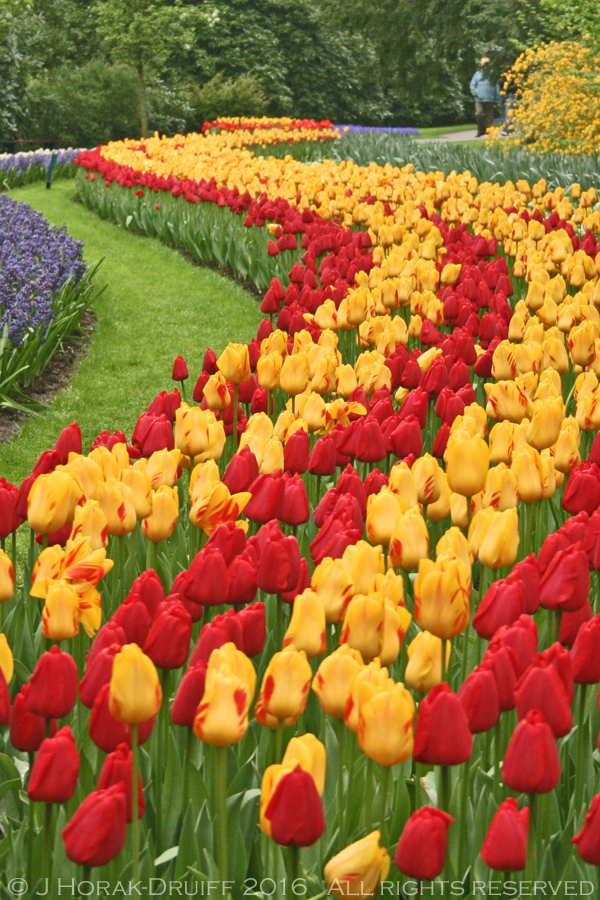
[215, 745, 229, 890]
[526, 792, 537, 882]
[439, 765, 450, 813]
[81, 866, 91, 899]
[366, 756, 375, 832]
[118, 534, 126, 600]
[275, 719, 285, 764]
[554, 608, 563, 643]
[441, 638, 449, 686]
[27, 526, 35, 592]
[290, 844, 300, 885]
[180, 379, 186, 402]
[379, 764, 391, 849]
[276, 595, 283, 649]
[233, 383, 239, 448]
[43, 802, 53, 886]
[130, 526, 137, 584]
[131, 724, 140, 886]
[337, 720, 347, 850]
[574, 683, 588, 826]
[11, 529, 16, 586]
[459, 760, 470, 877]
[493, 718, 501, 803]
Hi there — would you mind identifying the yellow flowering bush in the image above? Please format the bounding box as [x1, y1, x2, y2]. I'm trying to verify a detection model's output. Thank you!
[489, 41, 600, 154]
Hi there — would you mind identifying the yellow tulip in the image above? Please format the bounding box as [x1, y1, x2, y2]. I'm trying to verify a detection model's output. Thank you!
[339, 593, 386, 662]
[203, 372, 231, 410]
[283, 588, 326, 657]
[388, 461, 419, 508]
[257, 353, 282, 391]
[388, 507, 430, 571]
[27, 470, 82, 535]
[412, 454, 442, 505]
[311, 556, 355, 624]
[216, 342, 251, 384]
[312, 643, 363, 719]
[0, 634, 14, 684]
[193, 665, 249, 746]
[341, 541, 385, 595]
[358, 681, 415, 766]
[414, 553, 471, 640]
[140, 449, 182, 489]
[280, 352, 310, 396]
[142, 485, 179, 542]
[42, 579, 80, 640]
[97, 478, 137, 537]
[344, 660, 389, 732]
[282, 734, 326, 795]
[0, 550, 15, 604]
[119, 467, 153, 520]
[69, 500, 109, 551]
[485, 381, 533, 423]
[174, 405, 210, 458]
[365, 488, 406, 547]
[325, 831, 391, 900]
[444, 432, 490, 497]
[482, 463, 518, 510]
[255, 646, 312, 729]
[109, 643, 162, 724]
[469, 507, 519, 569]
[526, 396, 565, 451]
[405, 631, 451, 693]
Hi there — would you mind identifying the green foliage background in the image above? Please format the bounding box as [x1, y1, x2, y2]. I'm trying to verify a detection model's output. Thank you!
[0, 0, 570, 148]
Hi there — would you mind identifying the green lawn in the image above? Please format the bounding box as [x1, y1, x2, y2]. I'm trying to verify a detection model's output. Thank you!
[1, 181, 262, 485]
[417, 123, 477, 138]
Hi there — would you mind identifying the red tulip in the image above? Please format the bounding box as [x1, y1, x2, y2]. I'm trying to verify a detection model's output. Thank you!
[63, 783, 128, 867]
[171, 660, 208, 727]
[284, 429, 309, 474]
[97, 743, 145, 821]
[244, 471, 285, 524]
[110, 593, 152, 646]
[130, 569, 165, 618]
[481, 798, 529, 871]
[184, 545, 230, 606]
[413, 683, 472, 765]
[514, 655, 573, 737]
[86, 621, 127, 669]
[538, 543, 589, 613]
[563, 462, 600, 516]
[190, 611, 244, 665]
[10, 685, 57, 752]
[570, 614, 600, 683]
[573, 793, 600, 865]
[222, 447, 260, 494]
[490, 615, 538, 678]
[502, 709, 560, 794]
[394, 807, 454, 880]
[458, 658, 500, 733]
[226, 550, 258, 606]
[256, 523, 300, 594]
[279, 473, 309, 526]
[53, 422, 82, 465]
[131, 413, 174, 455]
[308, 435, 337, 476]
[172, 356, 189, 381]
[237, 601, 266, 656]
[28, 726, 80, 803]
[26, 646, 78, 719]
[473, 577, 524, 639]
[143, 599, 192, 669]
[79, 643, 121, 709]
[0, 478, 23, 539]
[265, 766, 325, 847]
[89, 684, 155, 753]
[482, 640, 519, 712]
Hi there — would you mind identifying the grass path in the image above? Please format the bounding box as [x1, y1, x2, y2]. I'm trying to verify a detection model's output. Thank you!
[1, 181, 263, 485]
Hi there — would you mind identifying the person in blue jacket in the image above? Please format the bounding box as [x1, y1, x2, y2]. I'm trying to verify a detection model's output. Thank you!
[470, 58, 500, 137]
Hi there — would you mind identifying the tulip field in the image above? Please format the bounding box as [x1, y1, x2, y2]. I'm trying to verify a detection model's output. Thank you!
[3, 118, 600, 899]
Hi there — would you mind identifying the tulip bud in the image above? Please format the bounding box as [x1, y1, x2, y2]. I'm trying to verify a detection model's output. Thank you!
[481, 798, 529, 871]
[413, 682, 472, 765]
[62, 783, 128, 867]
[109, 644, 162, 724]
[405, 631, 450, 694]
[142, 485, 179, 542]
[262, 765, 325, 846]
[255, 646, 312, 728]
[27, 645, 78, 718]
[573, 794, 600, 866]
[325, 832, 391, 899]
[395, 807, 454, 881]
[97, 478, 137, 537]
[358, 681, 415, 766]
[28, 725, 80, 803]
[217, 342, 251, 385]
[414, 554, 470, 640]
[312, 643, 363, 719]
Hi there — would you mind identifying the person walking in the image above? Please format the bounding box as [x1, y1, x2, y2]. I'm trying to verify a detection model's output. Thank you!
[470, 58, 500, 137]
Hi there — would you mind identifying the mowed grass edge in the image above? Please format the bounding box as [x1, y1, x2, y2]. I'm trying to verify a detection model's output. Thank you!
[1, 180, 263, 485]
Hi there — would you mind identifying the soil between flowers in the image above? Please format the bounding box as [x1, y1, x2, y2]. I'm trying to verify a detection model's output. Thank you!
[0, 310, 96, 444]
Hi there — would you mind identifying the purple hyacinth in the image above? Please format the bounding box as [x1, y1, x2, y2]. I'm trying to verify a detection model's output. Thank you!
[0, 195, 86, 346]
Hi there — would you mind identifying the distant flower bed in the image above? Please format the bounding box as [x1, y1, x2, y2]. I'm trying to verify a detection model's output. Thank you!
[0, 148, 83, 189]
[337, 124, 422, 136]
[0, 195, 100, 408]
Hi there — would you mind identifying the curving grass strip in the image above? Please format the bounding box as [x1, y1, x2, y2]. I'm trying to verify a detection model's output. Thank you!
[0, 181, 263, 484]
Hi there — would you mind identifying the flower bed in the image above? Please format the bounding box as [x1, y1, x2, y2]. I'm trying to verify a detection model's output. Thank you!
[0, 149, 83, 190]
[1, 123, 600, 895]
[0, 195, 101, 409]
